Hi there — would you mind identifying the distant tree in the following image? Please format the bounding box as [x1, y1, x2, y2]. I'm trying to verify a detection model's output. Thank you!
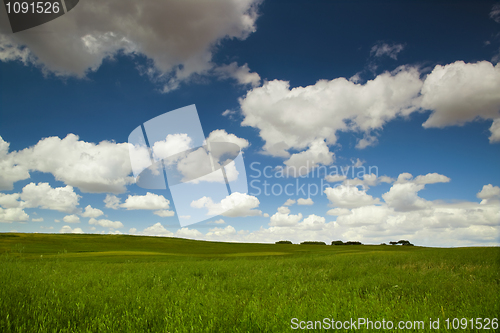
[397, 240, 414, 246]
[389, 241, 398, 245]
[345, 241, 363, 245]
[331, 240, 344, 245]
[380, 243, 387, 246]
[275, 240, 293, 244]
[301, 241, 326, 245]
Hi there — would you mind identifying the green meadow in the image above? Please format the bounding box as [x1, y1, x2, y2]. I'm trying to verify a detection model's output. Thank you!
[0, 233, 498, 332]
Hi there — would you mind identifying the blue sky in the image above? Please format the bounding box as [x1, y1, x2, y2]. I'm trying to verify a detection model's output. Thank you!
[1, 0, 499, 246]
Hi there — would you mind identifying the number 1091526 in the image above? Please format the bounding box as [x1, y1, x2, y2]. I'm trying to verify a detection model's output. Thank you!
[5, 2, 60, 14]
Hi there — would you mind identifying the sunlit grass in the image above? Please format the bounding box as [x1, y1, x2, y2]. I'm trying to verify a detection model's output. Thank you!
[0, 233, 498, 332]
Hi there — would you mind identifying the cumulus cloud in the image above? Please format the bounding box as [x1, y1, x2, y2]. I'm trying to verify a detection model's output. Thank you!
[297, 198, 314, 205]
[324, 185, 381, 209]
[81, 205, 104, 218]
[121, 192, 170, 210]
[89, 218, 123, 229]
[282, 139, 334, 176]
[394, 172, 450, 185]
[32, 217, 43, 222]
[63, 214, 80, 224]
[206, 225, 237, 237]
[340, 173, 393, 190]
[382, 183, 429, 212]
[214, 62, 261, 87]
[104, 194, 121, 209]
[489, 118, 500, 143]
[152, 134, 193, 164]
[283, 199, 296, 206]
[269, 206, 303, 227]
[0, 137, 30, 191]
[0, 193, 22, 208]
[325, 174, 347, 183]
[0, 0, 261, 91]
[477, 184, 500, 204]
[153, 210, 176, 217]
[175, 227, 204, 239]
[0, 134, 133, 193]
[420, 61, 500, 140]
[370, 42, 405, 60]
[191, 192, 261, 217]
[59, 225, 83, 234]
[142, 222, 174, 237]
[326, 208, 352, 216]
[208, 219, 226, 224]
[239, 60, 500, 167]
[0, 207, 29, 223]
[240, 66, 423, 157]
[20, 182, 80, 213]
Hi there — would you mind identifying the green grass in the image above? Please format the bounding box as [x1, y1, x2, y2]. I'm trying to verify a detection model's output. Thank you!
[0, 233, 499, 332]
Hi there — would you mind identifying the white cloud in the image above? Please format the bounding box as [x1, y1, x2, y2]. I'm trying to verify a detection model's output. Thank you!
[81, 205, 104, 218]
[325, 185, 380, 209]
[142, 223, 174, 237]
[153, 210, 175, 217]
[477, 184, 500, 204]
[129, 228, 137, 234]
[282, 139, 334, 176]
[297, 198, 314, 205]
[491, 3, 500, 23]
[63, 214, 80, 224]
[393, 172, 450, 185]
[0, 136, 30, 191]
[32, 217, 43, 222]
[0, 207, 29, 223]
[206, 225, 237, 237]
[370, 42, 405, 60]
[325, 174, 347, 183]
[191, 192, 261, 217]
[152, 133, 193, 164]
[59, 226, 83, 234]
[206, 129, 249, 153]
[420, 61, 500, 134]
[121, 192, 170, 210]
[326, 208, 352, 216]
[209, 219, 226, 224]
[20, 182, 80, 213]
[414, 173, 451, 185]
[489, 118, 500, 143]
[214, 62, 261, 87]
[89, 218, 123, 229]
[175, 227, 204, 239]
[269, 206, 303, 227]
[0, 0, 261, 91]
[0, 134, 133, 193]
[240, 66, 423, 157]
[283, 199, 296, 206]
[382, 183, 429, 212]
[0, 193, 22, 208]
[104, 194, 121, 209]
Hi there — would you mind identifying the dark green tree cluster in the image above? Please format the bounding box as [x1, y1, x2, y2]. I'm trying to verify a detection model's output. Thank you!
[275, 240, 293, 244]
[390, 240, 414, 246]
[331, 240, 363, 245]
[300, 241, 326, 245]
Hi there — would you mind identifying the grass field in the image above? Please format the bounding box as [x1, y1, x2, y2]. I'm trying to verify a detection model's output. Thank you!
[0, 233, 499, 332]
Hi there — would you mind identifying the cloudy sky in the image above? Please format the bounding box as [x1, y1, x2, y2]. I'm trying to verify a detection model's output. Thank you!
[1, 0, 499, 247]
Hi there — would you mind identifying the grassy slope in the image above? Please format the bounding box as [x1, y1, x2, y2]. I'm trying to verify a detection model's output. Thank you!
[0, 233, 499, 332]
